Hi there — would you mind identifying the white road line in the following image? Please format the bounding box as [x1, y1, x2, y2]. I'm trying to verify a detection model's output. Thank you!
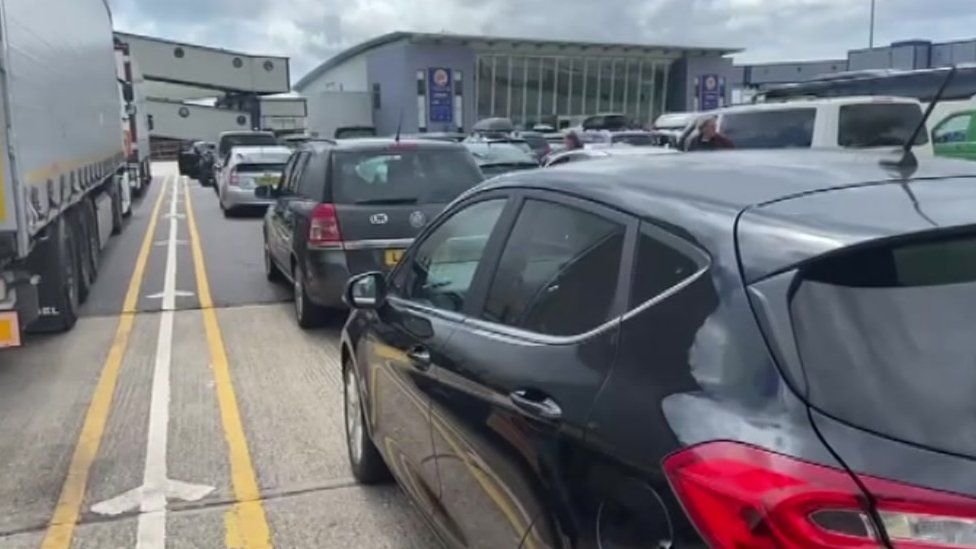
[92, 177, 214, 548]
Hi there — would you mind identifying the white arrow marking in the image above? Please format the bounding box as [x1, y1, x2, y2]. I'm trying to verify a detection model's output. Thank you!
[163, 213, 185, 220]
[92, 177, 214, 548]
[154, 239, 187, 247]
[145, 290, 195, 300]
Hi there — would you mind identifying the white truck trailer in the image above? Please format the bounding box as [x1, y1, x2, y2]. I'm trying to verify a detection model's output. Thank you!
[115, 37, 153, 197]
[0, 0, 131, 348]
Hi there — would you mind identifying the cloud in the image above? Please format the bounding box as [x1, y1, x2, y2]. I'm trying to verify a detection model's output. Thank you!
[108, 0, 976, 82]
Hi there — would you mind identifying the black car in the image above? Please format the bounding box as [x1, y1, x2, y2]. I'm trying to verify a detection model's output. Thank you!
[177, 140, 214, 179]
[340, 149, 976, 548]
[259, 138, 484, 327]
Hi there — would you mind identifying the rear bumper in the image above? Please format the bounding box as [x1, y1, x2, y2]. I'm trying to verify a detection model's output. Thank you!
[222, 186, 274, 209]
[303, 239, 412, 308]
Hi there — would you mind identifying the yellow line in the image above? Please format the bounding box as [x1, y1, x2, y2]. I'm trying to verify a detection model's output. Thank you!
[41, 175, 169, 549]
[183, 179, 272, 548]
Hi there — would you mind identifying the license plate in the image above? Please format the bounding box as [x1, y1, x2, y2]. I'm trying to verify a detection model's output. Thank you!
[0, 312, 21, 349]
[384, 249, 405, 266]
[257, 175, 279, 186]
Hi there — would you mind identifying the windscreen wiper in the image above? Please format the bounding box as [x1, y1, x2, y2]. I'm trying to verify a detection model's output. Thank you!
[353, 197, 419, 205]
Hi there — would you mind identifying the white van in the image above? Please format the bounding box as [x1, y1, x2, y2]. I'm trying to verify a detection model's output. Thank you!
[704, 96, 934, 155]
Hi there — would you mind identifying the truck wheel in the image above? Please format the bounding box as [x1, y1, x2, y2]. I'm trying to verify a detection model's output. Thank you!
[27, 218, 80, 333]
[72, 207, 95, 304]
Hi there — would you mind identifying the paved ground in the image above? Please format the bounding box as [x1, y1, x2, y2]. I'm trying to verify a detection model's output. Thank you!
[0, 163, 438, 548]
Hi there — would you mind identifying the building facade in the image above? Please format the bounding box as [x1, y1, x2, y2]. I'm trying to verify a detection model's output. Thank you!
[294, 32, 739, 136]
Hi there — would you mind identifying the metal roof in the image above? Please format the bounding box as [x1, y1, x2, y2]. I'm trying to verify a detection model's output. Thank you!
[294, 31, 740, 91]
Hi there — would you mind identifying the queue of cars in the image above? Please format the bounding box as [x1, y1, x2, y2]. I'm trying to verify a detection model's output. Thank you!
[174, 93, 976, 548]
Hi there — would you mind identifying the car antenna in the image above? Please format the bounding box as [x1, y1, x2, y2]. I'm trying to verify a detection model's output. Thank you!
[882, 65, 957, 171]
[394, 109, 403, 143]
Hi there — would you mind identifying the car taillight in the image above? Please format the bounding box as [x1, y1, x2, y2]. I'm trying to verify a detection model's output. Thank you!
[229, 168, 240, 187]
[663, 441, 976, 548]
[309, 203, 342, 245]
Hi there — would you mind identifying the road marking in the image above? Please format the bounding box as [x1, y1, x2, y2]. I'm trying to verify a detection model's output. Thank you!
[145, 290, 195, 300]
[183, 178, 272, 548]
[42, 177, 169, 549]
[91, 177, 214, 548]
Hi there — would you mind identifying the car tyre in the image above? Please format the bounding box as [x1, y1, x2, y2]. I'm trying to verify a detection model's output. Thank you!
[293, 265, 327, 328]
[344, 361, 390, 484]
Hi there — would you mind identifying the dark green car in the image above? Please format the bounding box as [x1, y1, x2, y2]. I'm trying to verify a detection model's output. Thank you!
[934, 110, 976, 161]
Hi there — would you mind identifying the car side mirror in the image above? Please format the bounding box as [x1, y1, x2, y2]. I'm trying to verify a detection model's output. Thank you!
[254, 185, 278, 199]
[344, 272, 387, 310]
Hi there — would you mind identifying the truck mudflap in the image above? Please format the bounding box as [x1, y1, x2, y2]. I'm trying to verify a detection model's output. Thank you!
[0, 271, 39, 348]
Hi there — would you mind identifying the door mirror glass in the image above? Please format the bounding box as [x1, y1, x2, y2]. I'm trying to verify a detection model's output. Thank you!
[345, 272, 387, 309]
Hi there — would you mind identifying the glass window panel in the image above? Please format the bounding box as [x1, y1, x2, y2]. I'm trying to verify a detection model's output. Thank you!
[585, 59, 600, 114]
[524, 57, 541, 129]
[600, 59, 613, 112]
[612, 59, 625, 112]
[477, 57, 493, 119]
[509, 56, 525, 127]
[542, 57, 556, 121]
[571, 58, 584, 115]
[653, 63, 667, 121]
[557, 58, 571, 116]
[495, 57, 509, 118]
[627, 60, 642, 123]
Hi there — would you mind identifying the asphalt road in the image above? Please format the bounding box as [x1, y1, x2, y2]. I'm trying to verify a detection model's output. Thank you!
[0, 163, 438, 548]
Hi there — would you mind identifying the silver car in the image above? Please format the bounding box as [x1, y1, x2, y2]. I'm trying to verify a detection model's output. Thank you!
[217, 145, 292, 216]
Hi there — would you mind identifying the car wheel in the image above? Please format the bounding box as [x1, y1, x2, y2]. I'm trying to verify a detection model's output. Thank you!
[344, 362, 390, 484]
[293, 265, 327, 328]
[264, 241, 283, 283]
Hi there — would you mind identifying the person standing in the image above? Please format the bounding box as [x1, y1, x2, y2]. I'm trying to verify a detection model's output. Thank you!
[686, 116, 734, 151]
[564, 131, 584, 151]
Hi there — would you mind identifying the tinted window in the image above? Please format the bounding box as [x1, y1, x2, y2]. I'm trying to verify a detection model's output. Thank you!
[296, 154, 326, 200]
[521, 134, 548, 151]
[934, 114, 972, 144]
[630, 224, 700, 307]
[720, 109, 815, 149]
[612, 133, 655, 146]
[482, 199, 625, 336]
[399, 199, 507, 312]
[838, 103, 928, 148]
[332, 148, 483, 204]
[236, 163, 285, 173]
[219, 133, 278, 157]
[286, 152, 310, 193]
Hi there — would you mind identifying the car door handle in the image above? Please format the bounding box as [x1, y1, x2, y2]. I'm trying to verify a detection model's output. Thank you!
[406, 346, 431, 371]
[509, 390, 562, 421]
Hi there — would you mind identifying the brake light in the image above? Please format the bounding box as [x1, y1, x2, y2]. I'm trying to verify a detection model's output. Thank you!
[309, 203, 342, 245]
[663, 441, 976, 548]
[229, 168, 240, 187]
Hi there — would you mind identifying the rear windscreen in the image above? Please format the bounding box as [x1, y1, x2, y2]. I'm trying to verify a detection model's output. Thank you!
[236, 163, 285, 173]
[521, 134, 547, 150]
[220, 135, 278, 156]
[332, 149, 483, 204]
[721, 109, 815, 149]
[791, 233, 976, 455]
[612, 134, 655, 146]
[838, 103, 928, 148]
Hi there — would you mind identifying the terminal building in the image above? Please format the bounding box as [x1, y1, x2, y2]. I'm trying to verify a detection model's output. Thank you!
[294, 32, 740, 135]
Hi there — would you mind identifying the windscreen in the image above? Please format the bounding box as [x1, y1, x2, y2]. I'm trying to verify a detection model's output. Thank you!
[521, 134, 548, 150]
[791, 232, 976, 456]
[838, 103, 928, 148]
[612, 133, 655, 146]
[721, 109, 815, 149]
[332, 149, 483, 204]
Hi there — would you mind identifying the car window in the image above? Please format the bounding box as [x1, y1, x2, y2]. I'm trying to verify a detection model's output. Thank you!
[296, 153, 326, 200]
[286, 152, 310, 194]
[838, 103, 928, 148]
[720, 108, 815, 149]
[332, 148, 482, 204]
[278, 154, 298, 190]
[482, 199, 625, 336]
[398, 199, 507, 312]
[236, 163, 286, 173]
[546, 152, 587, 167]
[612, 133, 655, 146]
[934, 114, 973, 144]
[630, 224, 701, 307]
[219, 133, 278, 158]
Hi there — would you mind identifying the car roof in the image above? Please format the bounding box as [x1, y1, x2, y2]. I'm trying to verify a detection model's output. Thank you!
[303, 137, 467, 153]
[228, 146, 292, 162]
[717, 96, 922, 114]
[488, 148, 976, 224]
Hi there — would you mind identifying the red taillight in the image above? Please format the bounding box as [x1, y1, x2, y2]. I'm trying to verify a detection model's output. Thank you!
[229, 168, 240, 187]
[309, 203, 342, 245]
[663, 441, 976, 549]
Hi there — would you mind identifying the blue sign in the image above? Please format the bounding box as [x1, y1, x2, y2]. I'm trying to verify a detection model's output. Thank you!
[699, 74, 725, 111]
[428, 68, 453, 123]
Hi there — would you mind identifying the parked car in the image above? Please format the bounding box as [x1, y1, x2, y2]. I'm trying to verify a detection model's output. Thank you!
[694, 96, 934, 154]
[259, 138, 484, 327]
[403, 132, 467, 143]
[178, 140, 213, 179]
[464, 134, 536, 157]
[213, 131, 279, 183]
[340, 148, 976, 549]
[581, 112, 632, 131]
[580, 129, 658, 147]
[195, 142, 217, 187]
[216, 146, 292, 216]
[463, 142, 540, 177]
[932, 108, 976, 160]
[543, 144, 677, 167]
[472, 117, 516, 138]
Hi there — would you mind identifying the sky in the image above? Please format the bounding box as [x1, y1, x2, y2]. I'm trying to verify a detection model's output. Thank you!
[108, 0, 976, 82]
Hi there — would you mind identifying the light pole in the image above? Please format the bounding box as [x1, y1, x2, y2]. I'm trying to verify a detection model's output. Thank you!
[869, 0, 876, 48]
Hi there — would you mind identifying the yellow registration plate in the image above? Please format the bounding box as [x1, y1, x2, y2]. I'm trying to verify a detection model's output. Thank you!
[384, 249, 405, 266]
[257, 175, 279, 186]
[0, 312, 21, 349]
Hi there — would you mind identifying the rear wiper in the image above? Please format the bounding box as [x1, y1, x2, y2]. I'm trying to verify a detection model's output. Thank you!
[353, 197, 419, 205]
